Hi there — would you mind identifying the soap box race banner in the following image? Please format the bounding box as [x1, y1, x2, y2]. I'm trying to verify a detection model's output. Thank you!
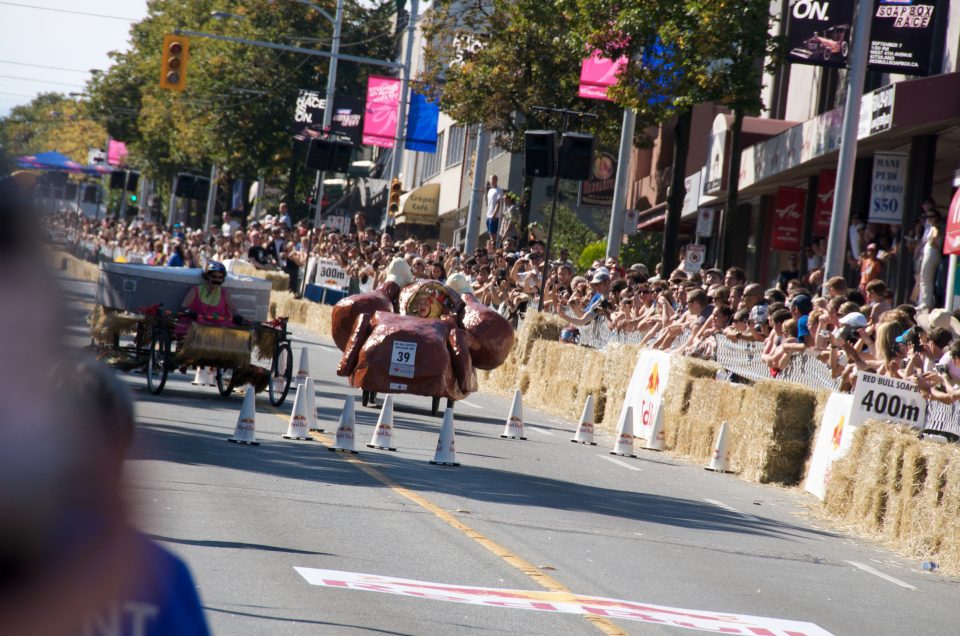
[805, 371, 927, 499]
[620, 350, 672, 444]
[295, 567, 833, 635]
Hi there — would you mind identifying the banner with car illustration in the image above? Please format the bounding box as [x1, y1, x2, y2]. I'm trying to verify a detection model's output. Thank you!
[786, 0, 944, 76]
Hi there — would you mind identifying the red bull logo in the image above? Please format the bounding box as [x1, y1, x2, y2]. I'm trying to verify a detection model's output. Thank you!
[831, 416, 845, 450]
[646, 363, 660, 396]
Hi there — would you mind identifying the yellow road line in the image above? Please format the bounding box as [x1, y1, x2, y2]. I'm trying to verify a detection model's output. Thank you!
[268, 408, 626, 635]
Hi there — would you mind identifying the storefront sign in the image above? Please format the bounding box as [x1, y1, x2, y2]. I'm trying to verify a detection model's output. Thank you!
[943, 188, 960, 255]
[696, 207, 715, 238]
[857, 84, 894, 139]
[397, 183, 441, 226]
[868, 152, 908, 224]
[812, 169, 835, 237]
[771, 187, 805, 252]
[870, 0, 943, 76]
[580, 152, 617, 207]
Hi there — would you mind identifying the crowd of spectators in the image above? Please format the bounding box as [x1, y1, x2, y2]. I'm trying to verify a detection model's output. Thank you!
[48, 196, 960, 401]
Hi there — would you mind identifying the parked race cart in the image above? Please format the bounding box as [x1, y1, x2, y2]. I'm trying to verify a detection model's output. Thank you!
[89, 262, 294, 406]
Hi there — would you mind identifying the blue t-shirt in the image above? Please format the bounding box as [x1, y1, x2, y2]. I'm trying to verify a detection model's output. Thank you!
[79, 535, 210, 636]
[166, 252, 184, 267]
[797, 314, 810, 339]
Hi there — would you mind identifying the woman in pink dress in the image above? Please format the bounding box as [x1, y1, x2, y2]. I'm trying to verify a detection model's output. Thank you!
[176, 262, 236, 337]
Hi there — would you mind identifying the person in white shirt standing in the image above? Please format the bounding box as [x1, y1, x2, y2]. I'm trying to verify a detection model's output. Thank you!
[918, 199, 943, 309]
[486, 175, 503, 247]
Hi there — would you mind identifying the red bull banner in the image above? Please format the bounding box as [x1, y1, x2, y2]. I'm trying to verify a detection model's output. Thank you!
[362, 75, 401, 148]
[812, 170, 835, 237]
[619, 350, 672, 446]
[771, 187, 806, 252]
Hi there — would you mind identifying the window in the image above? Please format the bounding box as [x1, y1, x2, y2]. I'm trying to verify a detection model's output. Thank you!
[446, 126, 466, 168]
[419, 130, 444, 183]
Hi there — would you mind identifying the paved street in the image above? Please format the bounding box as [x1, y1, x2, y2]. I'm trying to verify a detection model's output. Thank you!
[64, 275, 958, 635]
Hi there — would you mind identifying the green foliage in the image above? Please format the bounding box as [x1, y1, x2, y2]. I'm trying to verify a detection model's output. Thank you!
[578, 240, 606, 272]
[0, 93, 107, 166]
[621, 231, 662, 270]
[546, 203, 601, 267]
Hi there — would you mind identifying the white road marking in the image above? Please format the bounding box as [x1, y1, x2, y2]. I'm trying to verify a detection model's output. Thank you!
[704, 498, 761, 522]
[459, 399, 482, 409]
[846, 561, 917, 591]
[599, 455, 642, 471]
[527, 427, 554, 436]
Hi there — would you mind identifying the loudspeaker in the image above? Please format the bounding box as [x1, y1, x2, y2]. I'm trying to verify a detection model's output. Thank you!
[109, 171, 126, 190]
[524, 130, 556, 178]
[191, 177, 210, 201]
[305, 138, 354, 173]
[82, 185, 99, 203]
[558, 132, 595, 181]
[125, 171, 140, 192]
[174, 173, 196, 198]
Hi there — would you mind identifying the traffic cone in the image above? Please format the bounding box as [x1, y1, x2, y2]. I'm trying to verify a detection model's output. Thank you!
[706, 422, 732, 473]
[295, 347, 311, 387]
[191, 366, 213, 386]
[227, 386, 259, 445]
[367, 394, 397, 451]
[642, 404, 665, 451]
[610, 405, 637, 458]
[329, 395, 359, 453]
[500, 389, 527, 440]
[430, 407, 459, 466]
[282, 384, 313, 441]
[570, 395, 597, 445]
[304, 378, 324, 432]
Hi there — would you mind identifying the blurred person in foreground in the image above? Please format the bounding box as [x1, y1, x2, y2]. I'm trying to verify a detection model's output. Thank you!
[0, 178, 210, 636]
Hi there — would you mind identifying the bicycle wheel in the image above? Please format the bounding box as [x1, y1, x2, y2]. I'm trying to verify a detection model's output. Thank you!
[269, 341, 293, 406]
[146, 330, 170, 395]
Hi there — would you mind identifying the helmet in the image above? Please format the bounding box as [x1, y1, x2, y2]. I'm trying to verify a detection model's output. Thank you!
[203, 261, 227, 279]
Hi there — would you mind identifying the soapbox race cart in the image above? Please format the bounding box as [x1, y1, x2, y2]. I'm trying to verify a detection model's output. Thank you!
[89, 262, 294, 406]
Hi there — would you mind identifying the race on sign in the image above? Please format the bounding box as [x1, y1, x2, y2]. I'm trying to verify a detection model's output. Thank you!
[851, 371, 926, 430]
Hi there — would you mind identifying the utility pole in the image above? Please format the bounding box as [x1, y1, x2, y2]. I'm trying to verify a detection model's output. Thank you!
[606, 108, 635, 259]
[203, 164, 218, 229]
[464, 125, 489, 254]
[386, 0, 419, 209]
[312, 0, 344, 227]
[823, 0, 873, 280]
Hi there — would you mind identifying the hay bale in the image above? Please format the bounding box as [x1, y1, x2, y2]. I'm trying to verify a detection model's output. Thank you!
[739, 381, 819, 484]
[823, 424, 960, 575]
[479, 313, 561, 396]
[175, 323, 252, 368]
[232, 261, 289, 291]
[598, 345, 642, 433]
[88, 306, 143, 345]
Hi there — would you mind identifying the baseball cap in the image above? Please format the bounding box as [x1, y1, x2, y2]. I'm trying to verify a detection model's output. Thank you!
[839, 312, 867, 328]
[590, 271, 610, 284]
[790, 294, 813, 313]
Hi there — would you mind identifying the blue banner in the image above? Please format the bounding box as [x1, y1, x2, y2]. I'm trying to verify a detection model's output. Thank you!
[404, 92, 440, 153]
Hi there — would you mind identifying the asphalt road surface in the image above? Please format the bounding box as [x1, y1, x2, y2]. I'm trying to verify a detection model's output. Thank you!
[63, 275, 959, 635]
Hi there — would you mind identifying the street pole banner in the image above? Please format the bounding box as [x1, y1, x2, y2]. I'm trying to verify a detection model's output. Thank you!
[362, 76, 401, 148]
[578, 52, 626, 101]
[869, 0, 944, 76]
[404, 91, 440, 153]
[107, 140, 128, 167]
[294, 91, 364, 145]
[295, 567, 834, 635]
[696, 207, 715, 238]
[942, 187, 960, 255]
[812, 169, 835, 237]
[683, 244, 705, 275]
[770, 187, 805, 252]
[868, 152, 908, 224]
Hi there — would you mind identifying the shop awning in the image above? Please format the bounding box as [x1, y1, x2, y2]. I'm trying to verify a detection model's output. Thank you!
[395, 183, 440, 226]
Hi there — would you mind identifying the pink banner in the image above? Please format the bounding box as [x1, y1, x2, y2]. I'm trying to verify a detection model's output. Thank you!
[362, 75, 401, 148]
[107, 139, 127, 166]
[579, 53, 626, 101]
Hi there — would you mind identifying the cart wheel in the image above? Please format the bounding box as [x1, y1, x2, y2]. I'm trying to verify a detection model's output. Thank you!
[431, 396, 441, 416]
[216, 367, 236, 397]
[269, 341, 293, 407]
[146, 330, 170, 395]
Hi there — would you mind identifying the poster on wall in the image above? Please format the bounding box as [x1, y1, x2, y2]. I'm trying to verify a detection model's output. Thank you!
[868, 152, 908, 224]
[786, 0, 854, 68]
[869, 0, 944, 76]
[771, 187, 806, 252]
[580, 151, 617, 207]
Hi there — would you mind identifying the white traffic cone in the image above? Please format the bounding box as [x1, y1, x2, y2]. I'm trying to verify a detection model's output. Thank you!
[304, 378, 324, 432]
[430, 407, 459, 466]
[642, 404, 665, 451]
[295, 347, 311, 387]
[329, 395, 358, 453]
[571, 395, 597, 445]
[500, 389, 527, 440]
[706, 422, 732, 473]
[367, 394, 398, 451]
[191, 366, 212, 386]
[610, 405, 637, 458]
[227, 386, 259, 445]
[282, 384, 313, 441]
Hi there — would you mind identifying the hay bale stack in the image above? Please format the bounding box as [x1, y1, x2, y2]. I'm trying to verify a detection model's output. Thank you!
[671, 378, 748, 463]
[55, 252, 100, 283]
[232, 261, 289, 291]
[518, 340, 607, 422]
[478, 312, 561, 396]
[738, 381, 819, 484]
[598, 345, 643, 432]
[270, 291, 309, 325]
[824, 424, 960, 575]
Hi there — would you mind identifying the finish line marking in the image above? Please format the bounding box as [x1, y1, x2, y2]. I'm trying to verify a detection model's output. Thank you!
[265, 408, 626, 635]
[845, 561, 917, 591]
[294, 567, 834, 635]
[599, 455, 642, 472]
[704, 498, 761, 523]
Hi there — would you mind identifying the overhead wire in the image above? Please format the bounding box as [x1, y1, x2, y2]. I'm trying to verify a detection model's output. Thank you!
[0, 1, 137, 21]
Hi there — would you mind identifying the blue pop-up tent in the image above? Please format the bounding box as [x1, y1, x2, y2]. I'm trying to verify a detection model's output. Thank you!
[18, 151, 113, 175]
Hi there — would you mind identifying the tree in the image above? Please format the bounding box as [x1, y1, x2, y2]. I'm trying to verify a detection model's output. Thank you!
[548, 203, 601, 266]
[0, 93, 107, 166]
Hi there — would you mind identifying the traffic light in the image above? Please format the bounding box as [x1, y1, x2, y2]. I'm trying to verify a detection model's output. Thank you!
[388, 178, 402, 217]
[129, 193, 138, 204]
[159, 34, 190, 91]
